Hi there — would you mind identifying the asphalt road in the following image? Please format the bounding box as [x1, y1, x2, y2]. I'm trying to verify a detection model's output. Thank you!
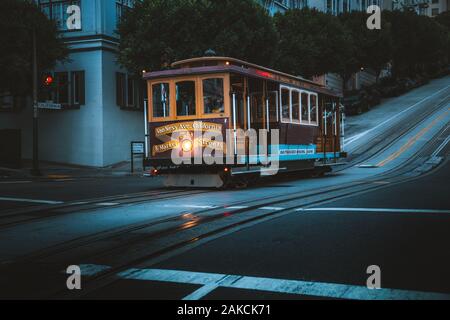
[73, 158, 448, 300]
[0, 76, 449, 300]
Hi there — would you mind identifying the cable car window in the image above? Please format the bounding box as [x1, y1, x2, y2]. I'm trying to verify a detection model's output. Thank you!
[203, 78, 224, 114]
[176, 81, 196, 116]
[301, 92, 309, 123]
[152, 83, 170, 118]
[292, 90, 300, 123]
[268, 91, 278, 123]
[281, 87, 290, 122]
[310, 94, 318, 124]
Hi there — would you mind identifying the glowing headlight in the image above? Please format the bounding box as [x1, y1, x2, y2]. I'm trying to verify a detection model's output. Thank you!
[181, 139, 193, 152]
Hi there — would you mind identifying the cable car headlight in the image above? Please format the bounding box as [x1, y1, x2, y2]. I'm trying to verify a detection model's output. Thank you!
[181, 139, 193, 152]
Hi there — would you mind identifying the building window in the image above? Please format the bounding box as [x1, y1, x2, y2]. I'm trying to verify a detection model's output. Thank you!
[0, 93, 14, 111]
[116, 0, 133, 24]
[38, 0, 81, 31]
[0, 94, 27, 112]
[71, 71, 85, 105]
[116, 72, 141, 109]
[55, 72, 69, 104]
[432, 0, 439, 3]
[36, 70, 85, 108]
[431, 8, 439, 16]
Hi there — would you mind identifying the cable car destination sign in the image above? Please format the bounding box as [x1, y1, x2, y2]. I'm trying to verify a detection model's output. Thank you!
[154, 121, 222, 137]
[152, 121, 225, 155]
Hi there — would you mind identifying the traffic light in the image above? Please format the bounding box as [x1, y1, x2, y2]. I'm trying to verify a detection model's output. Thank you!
[44, 75, 54, 86]
[39, 73, 55, 102]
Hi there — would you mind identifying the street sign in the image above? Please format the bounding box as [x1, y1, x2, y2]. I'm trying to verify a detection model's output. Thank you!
[131, 141, 146, 173]
[132, 142, 145, 154]
[38, 102, 62, 110]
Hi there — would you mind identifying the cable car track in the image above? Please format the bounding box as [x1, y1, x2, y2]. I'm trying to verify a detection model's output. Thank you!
[0, 189, 211, 229]
[3, 127, 442, 298]
[337, 92, 450, 171]
[57, 127, 449, 299]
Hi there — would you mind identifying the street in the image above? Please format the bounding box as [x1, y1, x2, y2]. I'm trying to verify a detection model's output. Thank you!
[0, 76, 449, 300]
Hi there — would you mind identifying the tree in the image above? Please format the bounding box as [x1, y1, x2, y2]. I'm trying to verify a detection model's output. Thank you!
[117, 0, 278, 75]
[384, 10, 449, 78]
[0, 0, 67, 97]
[435, 11, 450, 30]
[340, 11, 393, 82]
[274, 8, 356, 82]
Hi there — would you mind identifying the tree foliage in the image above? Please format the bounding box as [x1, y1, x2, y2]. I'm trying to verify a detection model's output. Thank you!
[0, 0, 67, 96]
[117, 0, 278, 75]
[118, 1, 449, 82]
[339, 11, 393, 81]
[384, 10, 449, 78]
[274, 8, 355, 79]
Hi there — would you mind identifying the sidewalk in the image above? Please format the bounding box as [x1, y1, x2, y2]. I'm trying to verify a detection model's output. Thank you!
[0, 160, 146, 181]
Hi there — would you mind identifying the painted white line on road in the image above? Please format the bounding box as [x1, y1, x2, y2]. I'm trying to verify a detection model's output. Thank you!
[162, 204, 218, 209]
[226, 206, 249, 210]
[0, 197, 64, 205]
[70, 201, 89, 205]
[296, 207, 450, 214]
[0, 181, 32, 184]
[96, 202, 120, 206]
[183, 275, 242, 300]
[111, 266, 450, 300]
[184, 205, 218, 209]
[431, 134, 450, 158]
[344, 87, 450, 147]
[260, 206, 284, 211]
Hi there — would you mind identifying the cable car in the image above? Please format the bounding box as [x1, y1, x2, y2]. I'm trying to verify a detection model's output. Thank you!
[143, 57, 346, 188]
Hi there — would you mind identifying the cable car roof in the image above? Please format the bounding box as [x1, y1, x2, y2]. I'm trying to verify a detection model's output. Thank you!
[143, 56, 342, 98]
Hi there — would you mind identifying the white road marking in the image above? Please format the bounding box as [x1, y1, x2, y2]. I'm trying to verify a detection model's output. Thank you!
[0, 181, 32, 184]
[162, 204, 218, 209]
[260, 206, 284, 211]
[70, 201, 89, 205]
[344, 87, 450, 147]
[296, 207, 450, 214]
[183, 275, 242, 300]
[0, 197, 63, 205]
[96, 202, 120, 206]
[184, 205, 218, 209]
[431, 134, 450, 158]
[226, 206, 249, 209]
[107, 266, 450, 300]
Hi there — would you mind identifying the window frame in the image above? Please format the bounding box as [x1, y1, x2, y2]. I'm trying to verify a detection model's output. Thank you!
[291, 89, 301, 124]
[175, 79, 198, 119]
[116, 72, 142, 110]
[199, 75, 228, 119]
[38, 0, 82, 32]
[309, 92, 319, 125]
[71, 70, 85, 106]
[150, 82, 171, 119]
[147, 74, 230, 123]
[280, 85, 319, 127]
[280, 85, 291, 124]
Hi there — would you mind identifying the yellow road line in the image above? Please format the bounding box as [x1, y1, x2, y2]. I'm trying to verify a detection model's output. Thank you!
[377, 108, 450, 167]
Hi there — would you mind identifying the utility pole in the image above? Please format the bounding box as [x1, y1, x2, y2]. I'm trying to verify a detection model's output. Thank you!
[31, 28, 41, 176]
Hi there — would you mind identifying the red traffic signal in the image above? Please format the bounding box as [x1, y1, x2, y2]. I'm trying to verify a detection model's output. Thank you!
[44, 75, 54, 86]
